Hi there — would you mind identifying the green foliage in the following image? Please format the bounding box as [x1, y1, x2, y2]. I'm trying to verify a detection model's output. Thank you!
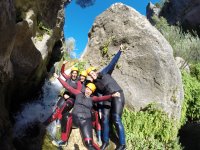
[122, 104, 181, 150]
[152, 15, 200, 64]
[42, 134, 57, 150]
[100, 42, 109, 57]
[35, 33, 43, 41]
[190, 63, 200, 81]
[155, 0, 168, 8]
[181, 71, 200, 123]
[36, 21, 52, 41]
[100, 36, 115, 57]
[75, 61, 87, 72]
[38, 21, 52, 35]
[155, 3, 161, 8]
[42, 127, 61, 150]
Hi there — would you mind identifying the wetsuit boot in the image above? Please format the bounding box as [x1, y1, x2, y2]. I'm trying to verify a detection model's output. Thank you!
[84, 140, 97, 150]
[100, 142, 109, 150]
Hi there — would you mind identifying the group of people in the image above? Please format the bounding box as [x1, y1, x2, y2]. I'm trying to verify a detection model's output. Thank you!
[45, 45, 126, 150]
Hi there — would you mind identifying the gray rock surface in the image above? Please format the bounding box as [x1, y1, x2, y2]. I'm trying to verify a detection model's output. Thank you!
[175, 57, 190, 73]
[0, 0, 69, 149]
[82, 3, 184, 119]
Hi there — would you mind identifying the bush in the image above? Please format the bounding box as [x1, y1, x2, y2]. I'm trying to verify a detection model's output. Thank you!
[190, 63, 200, 81]
[181, 71, 200, 123]
[122, 104, 181, 150]
[152, 16, 200, 64]
[42, 134, 57, 150]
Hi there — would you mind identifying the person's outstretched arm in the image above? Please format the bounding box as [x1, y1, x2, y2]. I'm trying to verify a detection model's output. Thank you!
[61, 62, 70, 79]
[100, 44, 124, 75]
[92, 92, 120, 102]
[54, 73, 80, 95]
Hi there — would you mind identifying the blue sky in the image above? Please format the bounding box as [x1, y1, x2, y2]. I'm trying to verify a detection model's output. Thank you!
[64, 0, 159, 58]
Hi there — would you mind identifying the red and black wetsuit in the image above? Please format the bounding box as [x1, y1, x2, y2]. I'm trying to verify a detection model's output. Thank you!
[59, 64, 82, 137]
[58, 77, 112, 150]
[44, 64, 81, 130]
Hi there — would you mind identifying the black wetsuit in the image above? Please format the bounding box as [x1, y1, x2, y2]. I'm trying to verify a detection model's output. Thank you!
[94, 73, 126, 145]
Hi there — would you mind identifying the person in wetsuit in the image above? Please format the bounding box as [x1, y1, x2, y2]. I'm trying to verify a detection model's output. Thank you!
[79, 70, 102, 143]
[53, 73, 120, 150]
[44, 65, 81, 143]
[87, 45, 126, 150]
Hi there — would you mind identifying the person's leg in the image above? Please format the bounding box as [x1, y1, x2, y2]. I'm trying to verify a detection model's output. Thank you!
[61, 113, 73, 142]
[56, 97, 74, 126]
[62, 98, 75, 114]
[79, 118, 100, 150]
[111, 91, 126, 149]
[91, 109, 101, 142]
[101, 101, 111, 150]
[43, 97, 66, 125]
[95, 110, 101, 142]
[52, 113, 73, 147]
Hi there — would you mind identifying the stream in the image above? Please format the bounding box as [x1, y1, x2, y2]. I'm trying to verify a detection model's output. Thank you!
[13, 78, 62, 139]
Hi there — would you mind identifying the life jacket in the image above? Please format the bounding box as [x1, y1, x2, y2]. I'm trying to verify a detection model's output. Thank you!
[72, 93, 93, 119]
[64, 78, 79, 98]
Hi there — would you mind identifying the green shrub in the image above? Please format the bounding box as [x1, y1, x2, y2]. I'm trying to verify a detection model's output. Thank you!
[155, 0, 167, 9]
[190, 63, 200, 81]
[100, 36, 115, 57]
[42, 134, 57, 150]
[152, 16, 200, 64]
[38, 21, 52, 35]
[181, 71, 200, 123]
[122, 104, 181, 150]
[75, 61, 87, 72]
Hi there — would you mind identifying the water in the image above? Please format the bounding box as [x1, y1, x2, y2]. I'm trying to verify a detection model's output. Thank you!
[13, 78, 63, 138]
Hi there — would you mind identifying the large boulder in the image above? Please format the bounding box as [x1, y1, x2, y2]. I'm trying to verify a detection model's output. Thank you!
[81, 3, 184, 119]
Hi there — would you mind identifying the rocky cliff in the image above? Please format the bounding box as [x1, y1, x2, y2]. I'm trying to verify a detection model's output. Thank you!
[147, 0, 200, 35]
[82, 3, 184, 119]
[0, 0, 68, 149]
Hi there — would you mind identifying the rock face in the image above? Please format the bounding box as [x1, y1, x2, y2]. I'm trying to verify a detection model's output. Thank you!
[82, 3, 183, 119]
[0, 0, 69, 149]
[157, 0, 200, 34]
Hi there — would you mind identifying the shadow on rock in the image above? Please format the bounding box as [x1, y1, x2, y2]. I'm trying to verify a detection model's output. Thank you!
[13, 122, 46, 150]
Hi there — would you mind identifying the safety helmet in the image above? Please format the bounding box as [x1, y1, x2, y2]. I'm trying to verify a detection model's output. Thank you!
[87, 66, 96, 74]
[71, 67, 79, 73]
[80, 70, 87, 77]
[86, 83, 96, 93]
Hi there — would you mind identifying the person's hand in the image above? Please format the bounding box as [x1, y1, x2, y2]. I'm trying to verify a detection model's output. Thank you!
[63, 60, 68, 64]
[119, 44, 128, 52]
[54, 73, 59, 78]
[63, 94, 70, 99]
[112, 92, 120, 97]
[119, 44, 124, 51]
